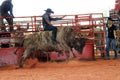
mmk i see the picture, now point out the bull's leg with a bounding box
[64,48,76,62]
[62,42,70,62]
[19,56,25,68]
[57,51,63,57]
[65,50,76,62]
[19,50,30,68]
[70,48,76,58]
[65,50,70,62]
[59,41,75,61]
[72,53,76,58]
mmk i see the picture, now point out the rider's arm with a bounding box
[44,14,52,26]
[50,15,65,21]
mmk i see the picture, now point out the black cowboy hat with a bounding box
[44,8,54,13]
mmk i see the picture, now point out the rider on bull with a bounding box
[42,8,65,44]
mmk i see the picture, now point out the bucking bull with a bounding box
[15,26,87,68]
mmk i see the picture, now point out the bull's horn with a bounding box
[75,36,79,39]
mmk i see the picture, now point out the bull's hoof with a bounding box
[57,53,63,57]
[19,64,23,68]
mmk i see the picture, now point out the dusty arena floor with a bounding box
[0,58,120,80]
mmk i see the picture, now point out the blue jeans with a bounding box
[44,25,57,41]
[106,38,118,58]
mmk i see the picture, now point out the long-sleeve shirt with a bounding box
[1,0,14,17]
[42,13,62,26]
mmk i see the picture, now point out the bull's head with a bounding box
[64,27,87,54]
[73,37,88,54]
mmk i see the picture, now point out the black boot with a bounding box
[52,40,59,44]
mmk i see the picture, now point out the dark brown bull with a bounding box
[18,26,87,68]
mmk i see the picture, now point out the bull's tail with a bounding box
[14,39,24,55]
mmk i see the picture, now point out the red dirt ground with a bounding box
[0,58,120,80]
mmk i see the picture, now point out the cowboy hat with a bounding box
[44,8,54,13]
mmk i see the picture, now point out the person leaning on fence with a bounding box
[42,8,65,44]
[106,17,118,60]
[0,0,14,32]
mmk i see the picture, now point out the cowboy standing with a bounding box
[106,17,118,60]
[0,0,14,32]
